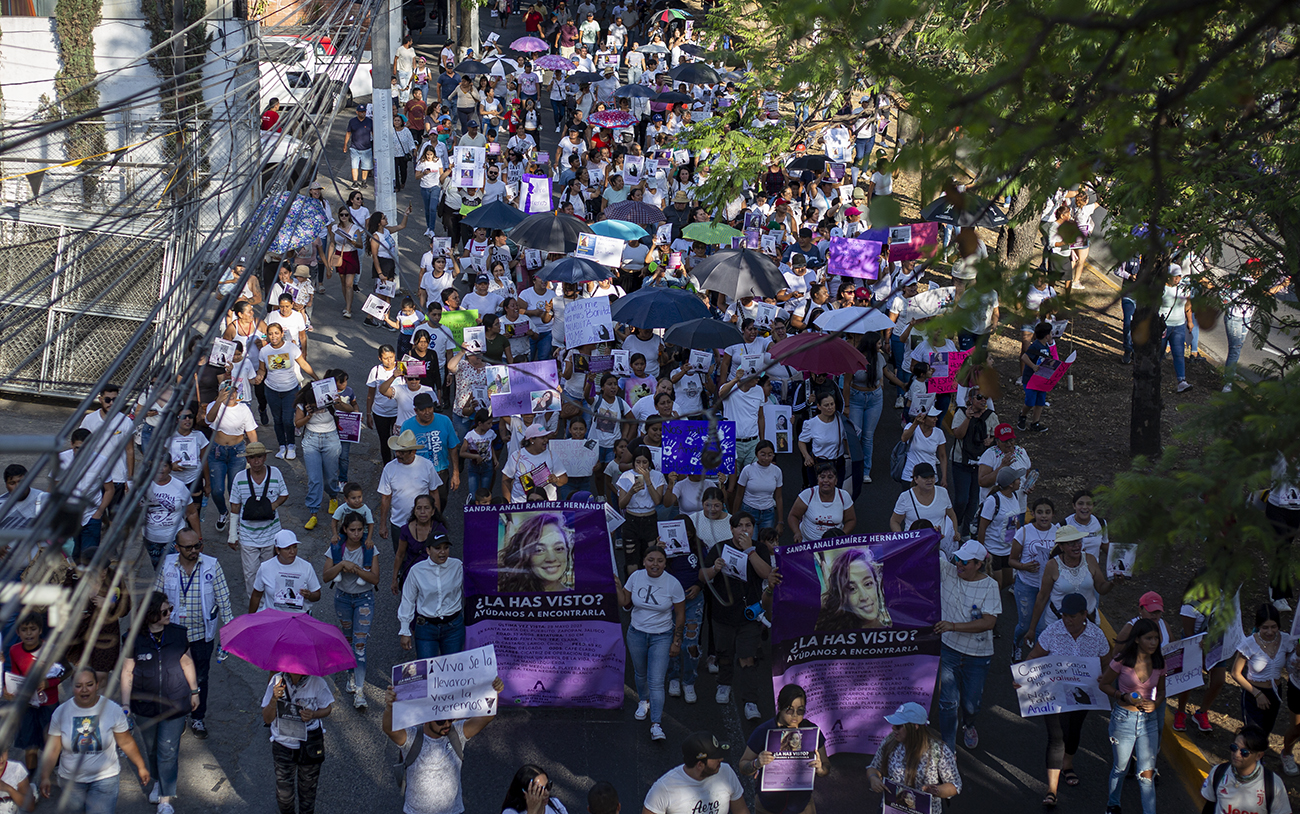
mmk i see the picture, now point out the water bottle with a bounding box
[970,604,982,621]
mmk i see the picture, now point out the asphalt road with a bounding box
[1,11,1190,812]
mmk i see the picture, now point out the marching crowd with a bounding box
[0,3,1296,814]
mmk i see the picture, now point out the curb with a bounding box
[1095,611,1211,804]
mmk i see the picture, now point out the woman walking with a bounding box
[293,383,341,531]
[615,547,684,741]
[1099,618,1166,814]
[255,323,316,460]
[324,512,381,710]
[867,702,962,812]
[328,207,364,318]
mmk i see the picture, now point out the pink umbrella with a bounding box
[535,54,577,72]
[588,110,639,128]
[768,332,869,375]
[221,610,356,676]
[510,36,549,53]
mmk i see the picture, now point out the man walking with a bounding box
[343,105,375,188]
[643,731,748,814]
[249,530,322,614]
[228,442,290,600]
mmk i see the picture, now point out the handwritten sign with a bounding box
[1011,655,1108,717]
[522,174,553,214]
[1027,351,1077,392]
[389,645,500,729]
[926,350,971,394]
[564,297,615,347]
[1163,633,1206,696]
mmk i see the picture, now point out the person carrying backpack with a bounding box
[1202,725,1290,814]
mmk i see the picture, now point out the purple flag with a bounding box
[772,531,941,755]
[828,237,883,280]
[463,502,624,708]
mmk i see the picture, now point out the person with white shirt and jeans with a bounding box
[249,530,322,614]
[615,546,685,742]
[398,535,465,658]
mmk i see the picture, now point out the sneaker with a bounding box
[1284,754,1300,776]
[1176,380,1193,393]
[635,700,650,720]
[1016,415,1027,431]
[1173,711,1187,731]
[894,396,904,409]
[343,310,352,319]
[1120,352,1133,365]
[863,472,872,484]
[683,685,697,703]
[190,718,208,739]
[286,445,297,460]
[650,723,666,741]
[1222,384,1232,392]
[354,692,367,709]
[346,675,357,694]
[215,513,228,532]
[274,445,286,458]
[715,685,731,704]
[1030,422,1048,433]
[744,702,760,720]
[707,655,719,674]
[1012,645,1022,662]
[962,724,979,749]
[668,679,681,697]
[149,783,160,804]
[329,498,339,514]
[1275,598,1292,613]
[1193,710,1212,732]
[304,515,318,530]
[157,803,175,814]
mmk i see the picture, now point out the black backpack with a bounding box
[242,471,275,522]
[1202,762,1276,814]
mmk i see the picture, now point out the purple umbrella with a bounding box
[535,54,577,72]
[588,110,639,128]
[605,199,666,225]
[510,36,549,53]
[221,610,356,676]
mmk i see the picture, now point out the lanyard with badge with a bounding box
[176,563,199,625]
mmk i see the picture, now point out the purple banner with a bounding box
[661,420,736,475]
[488,360,562,416]
[828,237,883,280]
[772,531,941,756]
[463,502,624,708]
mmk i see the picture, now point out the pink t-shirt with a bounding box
[1110,658,1165,701]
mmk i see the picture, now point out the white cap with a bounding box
[274,529,300,549]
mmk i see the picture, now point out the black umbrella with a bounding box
[461,200,527,231]
[679,44,705,56]
[785,153,829,174]
[508,212,594,253]
[535,256,613,283]
[654,91,693,104]
[689,248,784,299]
[454,60,491,75]
[919,194,1010,228]
[572,71,603,84]
[664,317,743,350]
[615,83,657,99]
[668,62,718,85]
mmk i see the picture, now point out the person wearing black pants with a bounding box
[262,672,331,814]
[1265,481,1300,608]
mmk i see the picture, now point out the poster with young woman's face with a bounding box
[813,546,892,631]
[495,510,579,593]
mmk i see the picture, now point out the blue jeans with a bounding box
[560,476,591,500]
[550,98,566,128]
[950,463,980,535]
[848,388,883,477]
[741,504,776,530]
[300,429,341,512]
[465,460,494,496]
[531,331,553,361]
[338,438,351,488]
[64,776,119,814]
[627,626,673,724]
[854,136,875,164]
[265,385,299,448]
[207,442,245,516]
[412,615,466,658]
[77,518,102,558]
[1162,322,1188,381]
[1224,312,1247,383]
[938,643,993,750]
[335,590,374,689]
[1012,577,1048,651]
[1107,703,1158,814]
[138,714,185,798]
[890,336,911,398]
[1188,312,1199,353]
[667,591,705,688]
[420,184,441,234]
[1121,296,1137,354]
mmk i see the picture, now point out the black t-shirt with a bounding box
[346,116,374,151]
[705,541,768,627]
[124,623,192,720]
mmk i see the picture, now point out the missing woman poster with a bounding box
[759,726,822,792]
[463,502,624,708]
[488,361,562,416]
[771,530,941,755]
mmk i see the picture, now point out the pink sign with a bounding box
[1027,351,1077,392]
[926,350,971,394]
[885,222,939,263]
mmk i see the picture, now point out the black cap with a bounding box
[912,462,936,479]
[1060,593,1088,616]
[681,731,727,764]
[413,392,435,409]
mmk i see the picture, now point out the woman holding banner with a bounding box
[616,446,667,577]
[1017,593,1110,807]
[866,702,961,813]
[738,684,828,814]
[614,546,684,742]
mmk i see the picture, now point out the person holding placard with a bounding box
[367,209,413,324]
[367,345,403,465]
[1099,619,1166,814]
[256,324,316,461]
[900,407,948,487]
[738,684,828,814]
[866,702,961,813]
[291,386,341,532]
[260,670,333,814]
[700,512,775,719]
[614,546,685,741]
[502,424,568,503]
[518,277,556,362]
[616,446,667,576]
[1018,593,1110,806]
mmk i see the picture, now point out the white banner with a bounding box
[1011,655,1108,717]
[1163,633,1207,696]
[548,438,600,479]
[762,404,793,454]
[574,233,626,268]
[390,645,500,729]
[563,297,615,347]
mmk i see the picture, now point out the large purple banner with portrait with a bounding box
[464,502,624,708]
[772,530,941,756]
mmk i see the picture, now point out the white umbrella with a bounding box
[486,56,520,76]
[814,306,896,335]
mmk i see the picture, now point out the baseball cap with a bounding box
[993,423,1016,441]
[356,104,367,112]
[912,462,936,479]
[524,423,550,440]
[925,406,944,418]
[413,392,436,410]
[845,206,861,217]
[1139,591,1163,612]
[681,731,726,763]
[467,119,479,128]
[1059,593,1088,616]
[274,529,300,549]
[954,540,987,562]
[883,702,928,726]
[996,467,1025,488]
[475,274,490,284]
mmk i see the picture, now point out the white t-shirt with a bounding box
[0,760,28,814]
[50,696,129,782]
[518,286,555,334]
[379,457,445,524]
[723,385,763,438]
[261,674,334,747]
[977,445,1032,511]
[144,477,192,543]
[403,721,468,814]
[260,342,302,392]
[266,309,308,345]
[798,415,843,460]
[77,410,132,483]
[796,487,852,541]
[1201,765,1291,814]
[892,487,952,531]
[624,568,686,634]
[253,556,322,613]
[392,384,437,426]
[168,431,209,486]
[979,490,1022,556]
[939,554,1001,657]
[1065,513,1107,560]
[1012,523,1058,589]
[589,397,629,447]
[420,267,455,304]
[644,764,745,814]
[622,334,663,378]
[617,469,667,514]
[902,425,944,482]
[368,364,402,418]
[210,402,257,437]
[737,462,783,511]
[502,448,566,502]
[462,290,503,316]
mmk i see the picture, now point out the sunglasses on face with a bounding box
[180,414,193,420]
[177,543,202,551]
[782,705,807,716]
[1228,744,1253,756]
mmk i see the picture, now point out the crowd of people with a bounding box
[0,2,1295,814]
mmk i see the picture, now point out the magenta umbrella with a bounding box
[535,54,577,72]
[510,36,549,53]
[588,110,639,128]
[767,332,868,375]
[221,610,355,676]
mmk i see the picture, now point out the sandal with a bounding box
[1063,769,1080,787]
[1042,793,1057,808]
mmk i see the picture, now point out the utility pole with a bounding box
[372,0,396,220]
[468,0,479,58]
